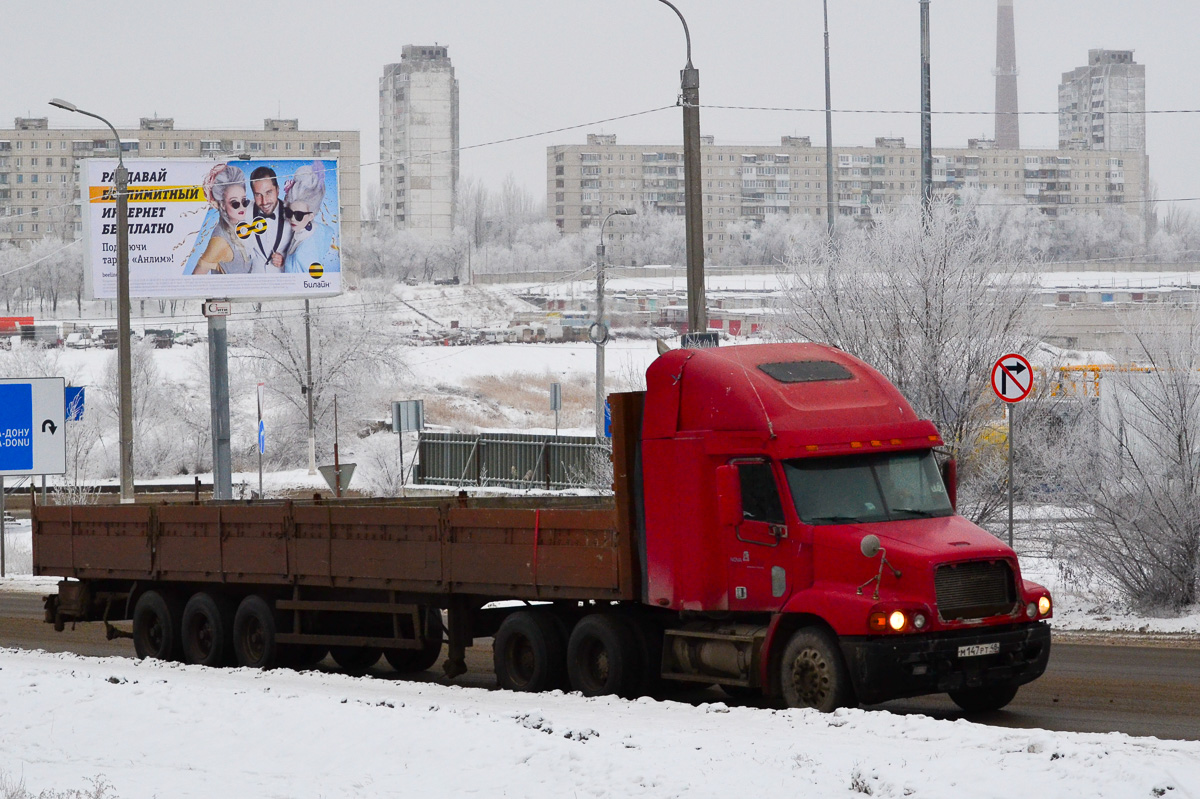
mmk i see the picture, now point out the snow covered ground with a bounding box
[0,646,1196,799]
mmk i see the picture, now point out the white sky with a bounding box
[7,1,1200,208]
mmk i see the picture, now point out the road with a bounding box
[3,589,1198,740]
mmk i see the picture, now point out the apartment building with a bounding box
[379,45,460,238]
[1059,49,1146,153]
[547,134,1147,262]
[0,116,360,248]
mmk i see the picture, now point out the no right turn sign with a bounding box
[991,354,1033,403]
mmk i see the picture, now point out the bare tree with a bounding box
[1053,311,1200,609]
[236,300,406,469]
[777,196,1044,525]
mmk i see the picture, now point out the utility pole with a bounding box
[823,0,836,235]
[656,0,707,336]
[920,0,933,220]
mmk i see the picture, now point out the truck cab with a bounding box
[640,342,1051,711]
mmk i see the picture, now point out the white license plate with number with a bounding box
[957,642,1000,658]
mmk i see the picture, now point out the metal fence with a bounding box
[416,432,611,490]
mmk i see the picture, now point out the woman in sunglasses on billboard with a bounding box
[282,161,338,276]
[193,163,255,274]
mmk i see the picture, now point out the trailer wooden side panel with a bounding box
[33,499,636,602]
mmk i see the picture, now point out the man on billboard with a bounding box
[249,166,292,273]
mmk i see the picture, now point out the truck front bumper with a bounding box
[839,622,1051,705]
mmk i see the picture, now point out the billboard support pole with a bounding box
[207,307,232,501]
[1,476,6,578]
[305,300,316,475]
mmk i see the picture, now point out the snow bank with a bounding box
[0,648,1194,798]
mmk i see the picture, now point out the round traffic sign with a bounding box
[991,353,1033,403]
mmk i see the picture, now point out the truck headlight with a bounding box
[1038,595,1052,616]
[1026,601,1038,619]
[912,613,927,630]
[888,610,906,631]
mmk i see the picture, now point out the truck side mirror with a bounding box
[939,458,958,511]
[860,534,881,558]
[715,465,742,528]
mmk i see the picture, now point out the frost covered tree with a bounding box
[777,197,1044,525]
[236,300,406,470]
[1052,313,1200,609]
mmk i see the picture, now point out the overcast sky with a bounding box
[9,1,1200,209]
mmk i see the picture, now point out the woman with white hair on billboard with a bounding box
[282,161,338,276]
[194,163,254,274]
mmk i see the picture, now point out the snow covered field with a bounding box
[0,646,1196,799]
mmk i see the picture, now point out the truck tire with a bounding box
[949,684,1019,714]
[566,613,641,698]
[778,628,854,712]
[330,647,382,673]
[494,610,567,692]
[384,608,444,674]
[181,592,235,667]
[233,595,281,669]
[132,590,184,662]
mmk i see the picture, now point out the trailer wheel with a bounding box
[132,590,184,662]
[233,595,280,669]
[949,684,1019,714]
[566,613,640,698]
[384,608,444,674]
[181,592,235,667]
[493,610,567,692]
[330,647,382,674]
[777,628,853,713]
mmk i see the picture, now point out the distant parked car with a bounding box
[174,330,202,346]
[145,329,174,349]
[65,332,90,349]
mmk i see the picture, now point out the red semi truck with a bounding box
[35,342,1051,712]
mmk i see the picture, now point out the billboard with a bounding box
[81,158,342,300]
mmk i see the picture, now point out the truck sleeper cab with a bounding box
[638,343,1051,712]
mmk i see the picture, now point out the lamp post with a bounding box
[50,99,135,504]
[592,208,636,440]
[654,0,706,337]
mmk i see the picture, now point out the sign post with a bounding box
[991,353,1033,548]
[391,400,424,493]
[550,383,561,437]
[256,382,265,499]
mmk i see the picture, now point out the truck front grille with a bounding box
[935,560,1017,621]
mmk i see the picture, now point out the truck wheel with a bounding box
[132,590,184,662]
[567,613,640,698]
[330,647,382,673]
[949,685,1019,714]
[778,628,853,712]
[494,610,567,692]
[181,592,235,667]
[233,595,280,669]
[385,608,444,674]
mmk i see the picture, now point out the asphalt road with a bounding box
[2,589,1198,740]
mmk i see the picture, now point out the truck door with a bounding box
[723,459,795,612]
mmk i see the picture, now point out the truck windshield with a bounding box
[783,450,953,525]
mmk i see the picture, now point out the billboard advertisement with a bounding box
[81,158,341,300]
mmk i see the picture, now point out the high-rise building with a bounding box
[548,134,1147,263]
[1059,49,1146,152]
[0,116,360,248]
[379,45,460,238]
[993,0,1020,149]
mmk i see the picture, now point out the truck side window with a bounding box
[738,462,785,524]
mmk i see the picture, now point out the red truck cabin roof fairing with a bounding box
[643,343,942,454]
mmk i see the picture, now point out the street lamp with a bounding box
[51,99,135,504]
[654,0,706,337]
[592,208,636,440]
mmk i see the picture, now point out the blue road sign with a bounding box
[0,384,34,471]
[258,420,266,454]
[65,387,85,421]
[603,400,612,439]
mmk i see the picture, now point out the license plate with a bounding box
[957,642,1000,658]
